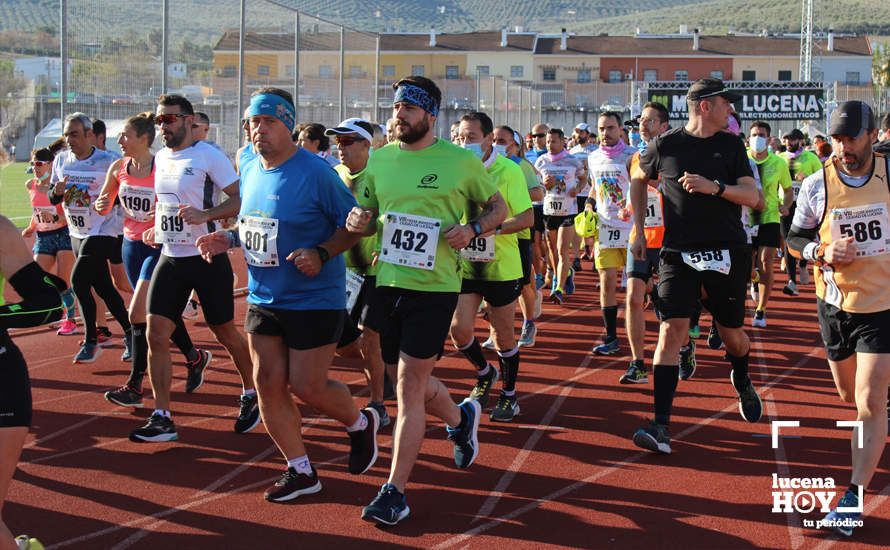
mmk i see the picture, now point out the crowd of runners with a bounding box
[1,75,889,547]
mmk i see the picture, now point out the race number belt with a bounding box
[380,212,440,270]
[119,185,155,222]
[238,215,279,267]
[154,202,193,245]
[681,249,731,274]
[461,235,495,262]
[828,202,890,258]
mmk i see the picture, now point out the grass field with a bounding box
[0,162,35,227]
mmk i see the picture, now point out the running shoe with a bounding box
[572,256,582,272]
[707,325,723,350]
[104,384,144,408]
[480,336,496,350]
[550,289,565,305]
[96,327,113,347]
[534,273,544,290]
[185,349,212,393]
[632,420,671,454]
[182,299,199,320]
[752,309,767,328]
[129,413,178,443]
[14,535,45,550]
[367,401,391,428]
[348,407,379,474]
[731,370,763,423]
[749,282,760,305]
[56,319,78,336]
[619,360,648,384]
[490,393,520,422]
[469,365,499,408]
[782,280,799,296]
[121,333,133,362]
[264,466,322,503]
[679,340,697,381]
[533,288,543,319]
[564,268,576,295]
[821,488,861,537]
[446,398,481,469]
[361,483,410,526]
[73,341,102,364]
[234,393,261,434]
[593,336,619,356]
[518,321,537,348]
[688,325,701,339]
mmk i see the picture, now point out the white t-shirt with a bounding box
[534,152,584,217]
[51,147,118,238]
[154,141,239,257]
[569,143,597,196]
[588,147,635,231]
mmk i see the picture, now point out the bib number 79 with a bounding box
[390,228,428,253]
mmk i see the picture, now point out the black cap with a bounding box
[828,100,875,138]
[782,128,805,141]
[686,78,741,102]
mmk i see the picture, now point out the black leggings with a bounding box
[779,208,807,283]
[71,236,131,343]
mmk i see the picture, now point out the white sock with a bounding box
[476,364,491,377]
[153,408,171,418]
[286,455,313,475]
[242,388,257,397]
[345,410,368,432]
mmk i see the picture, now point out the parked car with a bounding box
[112,95,134,104]
[204,94,223,106]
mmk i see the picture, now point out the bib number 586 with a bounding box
[839,221,882,243]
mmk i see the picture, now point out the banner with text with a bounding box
[647,82,825,121]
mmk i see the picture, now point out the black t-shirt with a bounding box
[639,127,754,251]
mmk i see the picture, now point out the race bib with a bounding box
[791,181,801,200]
[33,206,61,229]
[239,215,279,267]
[598,225,629,249]
[644,192,663,228]
[64,206,92,236]
[682,249,731,274]
[380,212,440,270]
[828,202,890,258]
[345,269,364,313]
[154,202,193,245]
[119,185,155,222]
[461,235,495,262]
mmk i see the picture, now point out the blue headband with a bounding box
[393,84,439,117]
[246,93,296,132]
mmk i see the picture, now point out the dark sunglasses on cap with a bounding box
[30,160,50,167]
[334,135,365,147]
[155,113,188,126]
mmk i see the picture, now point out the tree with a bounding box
[874,44,890,87]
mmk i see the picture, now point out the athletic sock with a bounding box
[127,323,149,389]
[242,388,257,398]
[728,352,751,392]
[653,364,680,426]
[287,455,313,476]
[345,411,369,432]
[497,346,520,393]
[458,338,488,370]
[603,306,618,339]
[848,483,861,497]
[153,408,171,418]
[61,288,76,319]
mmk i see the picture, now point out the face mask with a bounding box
[38,170,51,182]
[462,142,484,159]
[637,139,648,154]
[492,144,507,157]
[749,136,768,154]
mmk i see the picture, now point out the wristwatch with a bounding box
[315,246,330,263]
[471,221,483,237]
[712,179,726,197]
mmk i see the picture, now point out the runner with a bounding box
[569,122,597,271]
[128,94,256,442]
[92,112,212,408]
[0,214,66,550]
[296,123,339,167]
[21,141,78,336]
[197,88,379,502]
[450,112,533,422]
[48,113,132,363]
[629,78,763,454]
[873,112,890,154]
[746,121,793,324]
[786,101,889,538]
[346,76,507,525]
[525,123,549,163]
[621,102,669,383]
[535,128,585,304]
[780,128,822,294]
[588,111,636,354]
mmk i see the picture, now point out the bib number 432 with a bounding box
[389,228,428,253]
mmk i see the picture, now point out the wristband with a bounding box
[471,221,483,237]
[227,229,240,248]
[315,245,330,263]
[802,242,819,262]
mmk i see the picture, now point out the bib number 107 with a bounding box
[390,228,428,253]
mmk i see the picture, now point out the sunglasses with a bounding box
[30,160,50,167]
[334,135,365,147]
[531,133,546,138]
[155,113,188,126]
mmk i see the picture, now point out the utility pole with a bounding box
[799,0,813,80]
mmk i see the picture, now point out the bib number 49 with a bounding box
[390,228,428,253]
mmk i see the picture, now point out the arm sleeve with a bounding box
[791,171,824,230]
[0,262,66,329]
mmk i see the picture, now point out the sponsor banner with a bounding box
[647,82,824,121]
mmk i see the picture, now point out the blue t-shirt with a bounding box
[239,148,357,310]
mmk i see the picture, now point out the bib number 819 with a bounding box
[160,215,184,233]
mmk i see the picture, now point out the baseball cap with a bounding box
[828,100,875,138]
[324,118,374,142]
[574,122,590,132]
[686,77,741,102]
[782,128,805,141]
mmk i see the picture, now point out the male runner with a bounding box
[780,128,822,292]
[569,122,597,270]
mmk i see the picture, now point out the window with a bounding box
[543,67,556,81]
[445,65,459,79]
[285,65,295,77]
[577,69,591,83]
[710,70,723,79]
[608,70,622,83]
[742,70,756,81]
[510,65,524,78]
[319,65,333,78]
[382,65,395,78]
[845,71,860,85]
[349,65,363,78]
[411,64,425,77]
[674,70,688,81]
[643,69,658,82]
[476,65,490,76]
[257,65,270,76]
[778,70,792,81]
[222,65,235,77]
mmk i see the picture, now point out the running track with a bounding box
[5,252,889,549]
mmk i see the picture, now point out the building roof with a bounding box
[214,30,536,52]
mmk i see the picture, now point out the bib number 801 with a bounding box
[390,228,428,253]
[687,249,724,263]
[242,230,269,252]
[839,221,882,243]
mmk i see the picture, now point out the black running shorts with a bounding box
[246,305,344,351]
[460,278,523,308]
[373,287,459,365]
[817,299,890,361]
[0,334,31,428]
[147,254,234,326]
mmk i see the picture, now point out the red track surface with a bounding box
[5,255,889,549]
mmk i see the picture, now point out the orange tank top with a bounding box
[629,152,665,248]
[28,179,66,232]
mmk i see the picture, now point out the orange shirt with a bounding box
[629,152,665,249]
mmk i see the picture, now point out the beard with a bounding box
[396,116,430,144]
[787,142,800,153]
[163,125,186,148]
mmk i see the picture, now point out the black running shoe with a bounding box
[468,365,499,408]
[361,483,410,526]
[731,370,763,423]
[707,325,723,350]
[619,360,648,384]
[185,349,212,393]
[446,399,481,469]
[129,413,178,443]
[264,466,322,502]
[367,401,391,428]
[490,393,520,422]
[679,340,697,381]
[105,384,143,408]
[348,408,379,475]
[234,393,261,434]
[632,420,671,454]
[572,256,582,272]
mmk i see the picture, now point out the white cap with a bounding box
[574,122,590,132]
[324,118,374,142]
